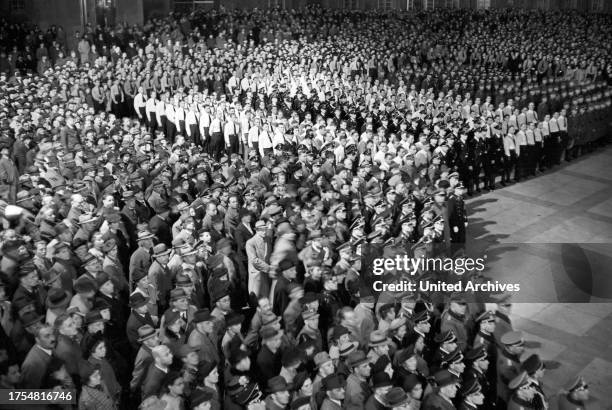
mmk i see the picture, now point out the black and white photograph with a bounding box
[0,0,611,409]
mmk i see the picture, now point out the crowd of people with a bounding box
[0,5,609,410]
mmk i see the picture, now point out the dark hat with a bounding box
[460,378,482,398]
[370,355,391,375]
[132,267,148,284]
[371,371,393,389]
[347,350,370,369]
[434,330,457,344]
[20,310,43,327]
[440,348,464,367]
[566,376,588,393]
[85,310,104,326]
[226,312,244,328]
[45,288,71,309]
[322,374,345,391]
[413,310,430,324]
[290,396,311,409]
[465,346,488,363]
[129,293,148,309]
[433,369,460,387]
[521,354,545,375]
[331,325,350,341]
[385,386,412,407]
[267,376,290,393]
[192,309,212,323]
[398,345,417,363]
[190,389,213,407]
[74,275,97,294]
[314,351,332,368]
[163,310,181,326]
[282,347,303,367]
[79,362,100,382]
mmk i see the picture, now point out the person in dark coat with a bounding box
[271,259,297,317]
[126,293,156,352]
[254,327,283,386]
[21,324,56,388]
[141,344,173,399]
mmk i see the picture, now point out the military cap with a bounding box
[508,371,531,391]
[566,376,588,392]
[433,369,460,387]
[441,348,464,366]
[460,379,482,397]
[475,310,495,323]
[434,330,457,344]
[500,330,524,346]
[465,346,488,363]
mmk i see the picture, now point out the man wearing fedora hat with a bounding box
[365,372,393,410]
[344,350,372,410]
[130,324,160,399]
[264,375,291,410]
[45,287,71,325]
[186,308,220,367]
[385,386,416,410]
[297,310,323,353]
[129,230,155,289]
[367,330,391,364]
[320,374,346,410]
[148,243,172,311]
[126,292,157,351]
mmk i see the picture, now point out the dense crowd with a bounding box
[0,5,609,410]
